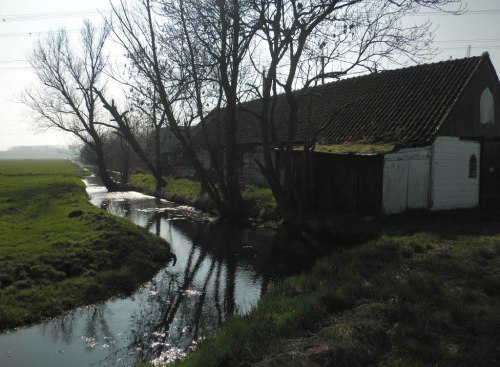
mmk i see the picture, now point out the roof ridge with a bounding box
[377,53,484,74]
[315,53,485,90]
[233,54,486,109]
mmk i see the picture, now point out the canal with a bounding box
[0,176,313,366]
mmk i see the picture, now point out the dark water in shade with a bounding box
[0,176,313,366]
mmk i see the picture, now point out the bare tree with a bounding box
[104,0,257,219]
[22,21,119,191]
[92,52,170,192]
[248,0,463,224]
[93,88,168,192]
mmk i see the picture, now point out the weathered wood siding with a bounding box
[480,140,500,205]
[432,136,480,210]
[383,147,431,214]
[292,152,384,214]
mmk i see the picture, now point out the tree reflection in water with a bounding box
[79,199,267,366]
[128,212,243,364]
[27,195,316,367]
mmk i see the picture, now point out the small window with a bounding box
[480,87,495,124]
[469,155,477,178]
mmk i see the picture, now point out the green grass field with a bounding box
[0,160,170,331]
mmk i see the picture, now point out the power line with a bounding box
[433,38,500,44]
[0,26,499,46]
[2,52,500,70]
[0,67,33,70]
[0,59,26,63]
[0,6,497,28]
[1,7,498,20]
[0,29,83,38]
[440,46,500,50]
[0,9,110,22]
[0,56,123,64]
[410,9,500,16]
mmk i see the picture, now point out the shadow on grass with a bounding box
[306,206,500,252]
[168,206,500,367]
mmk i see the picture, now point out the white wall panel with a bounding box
[383,159,409,214]
[407,158,431,209]
[431,136,480,210]
[383,147,431,214]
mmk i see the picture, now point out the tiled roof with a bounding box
[200,53,489,148]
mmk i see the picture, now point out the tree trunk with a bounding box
[153,125,165,194]
[94,139,119,192]
[222,104,245,221]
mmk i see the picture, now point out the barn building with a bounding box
[196,52,500,215]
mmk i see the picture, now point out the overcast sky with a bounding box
[0,0,499,151]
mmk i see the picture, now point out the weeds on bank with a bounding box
[130,174,204,198]
[0,160,170,331]
[170,229,500,367]
[129,173,277,218]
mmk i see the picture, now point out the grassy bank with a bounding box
[0,160,170,331]
[129,173,277,219]
[168,209,500,367]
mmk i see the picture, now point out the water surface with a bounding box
[0,177,310,366]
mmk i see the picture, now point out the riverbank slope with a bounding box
[170,208,500,366]
[128,173,277,220]
[0,160,171,331]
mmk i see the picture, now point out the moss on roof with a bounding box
[294,143,395,155]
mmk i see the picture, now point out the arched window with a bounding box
[469,155,477,178]
[480,87,494,124]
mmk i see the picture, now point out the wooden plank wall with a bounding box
[291,152,384,214]
[480,140,500,205]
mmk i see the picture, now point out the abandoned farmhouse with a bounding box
[166,52,500,215]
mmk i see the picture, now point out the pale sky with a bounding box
[0,0,499,151]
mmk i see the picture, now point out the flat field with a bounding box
[0,160,170,331]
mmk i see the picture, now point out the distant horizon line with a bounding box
[0,144,70,152]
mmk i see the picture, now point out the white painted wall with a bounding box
[431,136,480,210]
[383,147,431,214]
